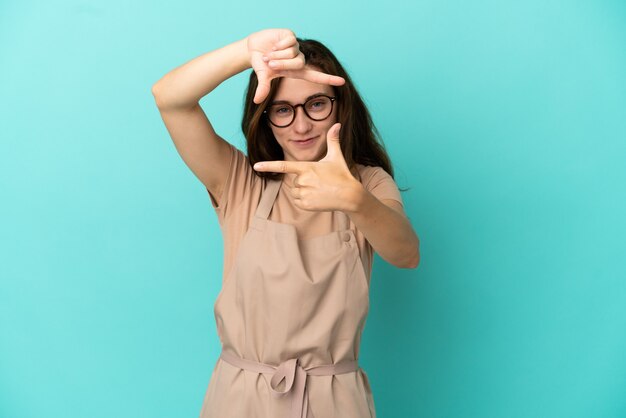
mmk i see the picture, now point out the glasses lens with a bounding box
[304,96,332,120]
[267,104,294,127]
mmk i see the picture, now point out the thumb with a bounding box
[322,123,345,163]
[254,73,271,104]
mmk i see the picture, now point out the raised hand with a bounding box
[247,29,346,104]
[253,123,362,212]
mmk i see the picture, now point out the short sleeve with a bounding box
[358,165,404,207]
[206,142,260,225]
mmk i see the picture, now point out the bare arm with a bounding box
[151,37,250,203]
[347,190,420,269]
[152,37,249,109]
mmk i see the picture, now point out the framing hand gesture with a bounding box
[247,29,346,104]
[253,123,360,212]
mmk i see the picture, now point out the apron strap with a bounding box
[340,209,356,232]
[255,178,282,220]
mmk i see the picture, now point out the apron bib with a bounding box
[207,177,375,418]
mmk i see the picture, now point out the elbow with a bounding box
[151,84,165,107]
[403,233,421,270]
[394,246,420,269]
[151,82,161,98]
[405,241,420,269]
[406,251,420,269]
[151,81,172,108]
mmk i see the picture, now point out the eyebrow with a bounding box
[270,92,327,105]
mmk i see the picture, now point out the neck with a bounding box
[283,172,297,187]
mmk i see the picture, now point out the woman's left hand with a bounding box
[253,123,362,212]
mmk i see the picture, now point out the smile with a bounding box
[291,136,317,147]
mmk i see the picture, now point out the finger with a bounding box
[323,123,344,162]
[265,46,299,61]
[283,68,346,86]
[254,72,272,104]
[273,32,298,51]
[253,160,308,174]
[294,197,316,212]
[268,53,305,71]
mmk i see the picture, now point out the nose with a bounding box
[292,105,313,134]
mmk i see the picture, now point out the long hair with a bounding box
[241,38,395,183]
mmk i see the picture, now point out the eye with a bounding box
[272,105,293,115]
[306,98,329,112]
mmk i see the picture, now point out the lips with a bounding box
[289,136,318,149]
[292,136,317,142]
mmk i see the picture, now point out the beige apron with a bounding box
[205,177,375,418]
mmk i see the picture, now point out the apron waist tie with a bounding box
[219,350,359,418]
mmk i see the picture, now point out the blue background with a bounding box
[1,1,625,417]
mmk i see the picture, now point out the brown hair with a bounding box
[241,38,395,183]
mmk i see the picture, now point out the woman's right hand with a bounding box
[247,29,346,104]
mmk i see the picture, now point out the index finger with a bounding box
[283,68,346,86]
[253,160,309,174]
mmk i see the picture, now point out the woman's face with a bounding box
[268,76,337,162]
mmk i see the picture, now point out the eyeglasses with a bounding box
[263,94,336,128]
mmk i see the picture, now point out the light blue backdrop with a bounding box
[1,1,625,417]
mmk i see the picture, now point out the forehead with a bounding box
[273,77,334,103]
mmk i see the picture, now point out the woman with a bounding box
[152,28,419,418]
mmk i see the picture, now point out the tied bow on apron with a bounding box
[220,350,359,418]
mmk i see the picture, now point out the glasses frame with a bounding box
[263,94,337,128]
